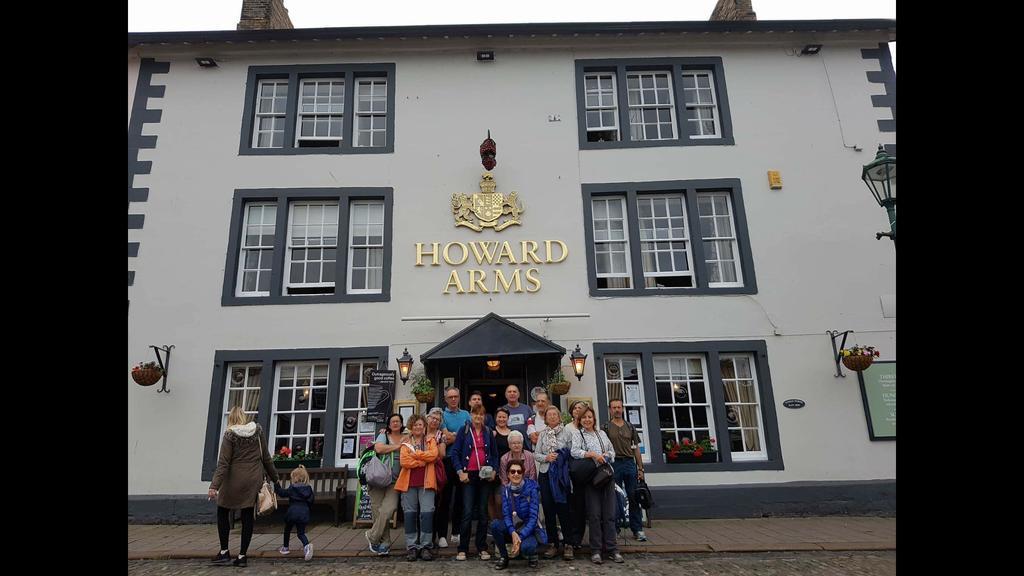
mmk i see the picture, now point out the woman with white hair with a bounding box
[499,430,537,485]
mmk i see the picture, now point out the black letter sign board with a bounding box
[366,370,397,424]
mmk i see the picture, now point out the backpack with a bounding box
[613,482,630,531]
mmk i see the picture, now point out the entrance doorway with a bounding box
[465,380,520,415]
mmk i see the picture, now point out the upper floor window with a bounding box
[584,73,619,142]
[627,72,676,141]
[239,64,395,155]
[575,58,734,150]
[253,80,288,149]
[295,79,345,148]
[222,188,393,306]
[582,179,756,297]
[682,71,721,138]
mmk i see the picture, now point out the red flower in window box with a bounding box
[664,437,718,463]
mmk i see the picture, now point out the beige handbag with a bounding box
[255,433,278,516]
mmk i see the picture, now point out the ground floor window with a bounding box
[271,361,329,457]
[202,347,389,481]
[592,341,782,472]
[337,359,381,461]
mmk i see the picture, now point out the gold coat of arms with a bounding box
[452,172,524,232]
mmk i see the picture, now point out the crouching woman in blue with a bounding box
[274,465,315,561]
[491,460,545,570]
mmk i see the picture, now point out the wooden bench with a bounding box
[274,466,349,526]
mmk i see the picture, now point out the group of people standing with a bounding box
[207,385,648,570]
[363,385,647,568]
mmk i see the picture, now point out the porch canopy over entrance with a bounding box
[420,313,566,411]
[420,312,566,361]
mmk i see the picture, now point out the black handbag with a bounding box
[591,462,614,488]
[570,429,615,488]
[569,456,597,485]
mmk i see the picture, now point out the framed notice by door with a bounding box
[857,360,896,440]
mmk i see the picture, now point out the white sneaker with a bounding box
[437,537,449,548]
[451,534,460,546]
[278,546,290,555]
[303,543,313,561]
[479,551,491,561]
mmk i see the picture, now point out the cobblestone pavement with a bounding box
[128,551,896,576]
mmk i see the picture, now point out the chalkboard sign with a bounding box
[352,483,374,527]
[366,370,397,424]
[857,361,896,440]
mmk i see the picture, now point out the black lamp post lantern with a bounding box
[397,348,414,383]
[862,145,896,247]
[570,344,587,381]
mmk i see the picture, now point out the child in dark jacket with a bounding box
[275,465,316,560]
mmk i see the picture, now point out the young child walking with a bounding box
[274,465,315,560]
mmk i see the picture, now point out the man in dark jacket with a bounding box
[274,466,316,561]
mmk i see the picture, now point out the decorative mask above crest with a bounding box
[451,131,524,232]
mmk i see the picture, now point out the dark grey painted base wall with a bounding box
[128,480,895,524]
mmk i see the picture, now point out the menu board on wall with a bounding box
[857,361,896,440]
[366,370,397,424]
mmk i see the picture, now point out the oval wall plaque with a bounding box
[783,399,806,409]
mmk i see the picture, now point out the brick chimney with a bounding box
[709,0,757,21]
[237,0,294,30]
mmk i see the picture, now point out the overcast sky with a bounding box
[128,0,895,66]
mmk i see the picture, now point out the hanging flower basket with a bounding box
[546,367,571,396]
[131,362,164,386]
[410,368,434,404]
[840,345,880,372]
[842,354,874,372]
[549,381,571,396]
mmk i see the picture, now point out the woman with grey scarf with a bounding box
[532,406,577,560]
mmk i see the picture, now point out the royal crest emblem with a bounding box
[451,172,523,232]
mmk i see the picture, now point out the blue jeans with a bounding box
[612,459,643,534]
[459,471,494,552]
[490,520,538,559]
[401,487,435,550]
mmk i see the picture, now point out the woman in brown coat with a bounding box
[208,407,279,567]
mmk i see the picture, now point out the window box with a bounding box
[274,458,322,470]
[665,451,718,464]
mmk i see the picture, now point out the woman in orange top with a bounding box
[395,414,439,562]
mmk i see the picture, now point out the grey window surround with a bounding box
[221,188,393,306]
[582,179,757,297]
[238,63,396,155]
[576,57,735,150]
[593,341,783,473]
[201,347,389,481]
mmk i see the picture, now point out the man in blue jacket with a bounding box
[490,459,544,569]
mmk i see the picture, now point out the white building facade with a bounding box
[128,18,896,521]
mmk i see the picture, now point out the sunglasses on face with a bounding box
[508,469,523,476]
